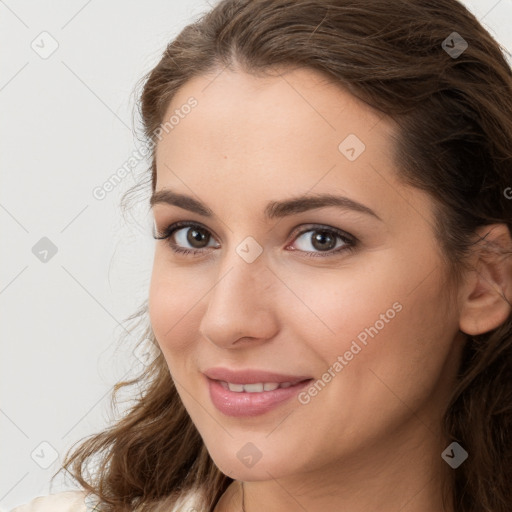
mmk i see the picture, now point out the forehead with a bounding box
[152,66,436,234]
[159,66,392,155]
[155,67,395,181]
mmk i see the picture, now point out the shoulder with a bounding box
[9,491,95,512]
[159,488,203,512]
[173,489,202,510]
[10,488,202,512]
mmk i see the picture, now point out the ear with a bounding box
[459,223,512,336]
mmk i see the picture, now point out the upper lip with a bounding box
[203,367,313,385]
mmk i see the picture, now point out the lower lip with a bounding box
[206,377,312,417]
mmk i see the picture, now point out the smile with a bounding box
[219,381,300,392]
[204,371,313,417]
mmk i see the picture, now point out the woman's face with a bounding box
[149,67,465,482]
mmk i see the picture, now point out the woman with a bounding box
[12,0,512,510]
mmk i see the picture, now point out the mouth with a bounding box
[203,367,313,417]
[217,379,307,392]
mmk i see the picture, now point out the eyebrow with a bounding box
[150,189,382,221]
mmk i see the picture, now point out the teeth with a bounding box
[243,383,264,393]
[224,381,294,393]
[226,383,244,392]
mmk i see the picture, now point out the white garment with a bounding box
[9,489,201,512]
[9,491,88,512]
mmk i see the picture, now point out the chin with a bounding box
[206,443,297,481]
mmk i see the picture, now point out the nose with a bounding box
[198,251,279,349]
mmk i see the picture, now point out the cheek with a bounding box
[293,264,401,352]
[148,255,203,359]
[333,270,457,415]
[310,249,457,403]
[292,275,457,463]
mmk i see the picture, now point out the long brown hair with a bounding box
[59,1,512,510]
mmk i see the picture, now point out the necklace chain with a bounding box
[241,481,246,512]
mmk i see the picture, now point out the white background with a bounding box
[1,0,511,509]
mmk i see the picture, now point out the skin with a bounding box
[148,66,512,512]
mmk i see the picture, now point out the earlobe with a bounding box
[458,224,512,336]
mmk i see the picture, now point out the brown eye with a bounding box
[290,226,357,258]
[310,230,338,251]
[153,222,219,255]
[183,226,211,248]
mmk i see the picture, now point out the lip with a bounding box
[203,367,313,417]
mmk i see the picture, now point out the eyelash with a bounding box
[152,221,358,259]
